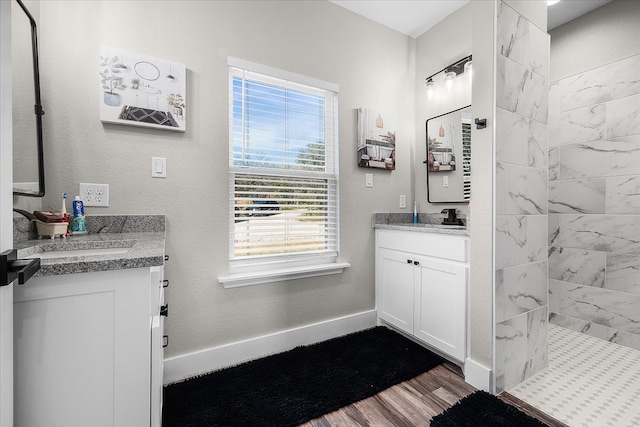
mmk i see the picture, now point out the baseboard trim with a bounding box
[464,357,492,392]
[163,309,377,385]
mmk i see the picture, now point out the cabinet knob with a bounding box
[407,259,412,264]
[413,260,420,266]
[160,304,169,317]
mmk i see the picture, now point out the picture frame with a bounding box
[99,45,186,132]
[357,108,396,170]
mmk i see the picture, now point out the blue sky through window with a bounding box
[232,76,326,170]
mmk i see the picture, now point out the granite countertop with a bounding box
[13,215,165,276]
[372,212,469,237]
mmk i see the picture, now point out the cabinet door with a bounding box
[13,268,151,427]
[414,257,467,361]
[376,248,415,334]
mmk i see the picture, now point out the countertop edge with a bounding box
[17,231,165,276]
[373,223,469,236]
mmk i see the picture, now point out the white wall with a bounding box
[1,2,16,423]
[550,0,640,81]
[33,1,415,359]
[415,2,497,378]
[469,0,496,374]
[415,3,473,211]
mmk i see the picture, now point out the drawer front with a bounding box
[376,229,468,262]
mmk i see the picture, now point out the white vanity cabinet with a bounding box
[13,266,165,427]
[375,228,468,361]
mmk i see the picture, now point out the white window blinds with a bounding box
[228,60,339,273]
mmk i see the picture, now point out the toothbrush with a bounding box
[61,193,68,221]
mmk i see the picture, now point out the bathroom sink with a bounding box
[26,247,131,259]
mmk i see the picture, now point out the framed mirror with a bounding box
[426,105,471,203]
[12,0,45,197]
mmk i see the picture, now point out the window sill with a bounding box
[218,262,351,288]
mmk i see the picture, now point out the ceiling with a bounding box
[329,0,612,38]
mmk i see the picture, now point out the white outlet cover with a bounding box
[79,183,109,207]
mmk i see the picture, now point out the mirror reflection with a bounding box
[12,0,45,197]
[426,105,471,203]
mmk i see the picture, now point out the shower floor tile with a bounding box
[508,324,640,427]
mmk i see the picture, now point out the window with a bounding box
[220,58,347,287]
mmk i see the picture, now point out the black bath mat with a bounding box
[430,390,547,427]
[162,326,443,426]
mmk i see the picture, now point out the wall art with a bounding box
[99,45,186,132]
[357,108,396,170]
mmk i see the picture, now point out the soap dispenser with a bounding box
[413,202,418,224]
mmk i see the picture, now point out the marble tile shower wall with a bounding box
[494,1,550,393]
[548,52,640,352]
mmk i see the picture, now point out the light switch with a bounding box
[152,157,167,178]
[365,173,373,188]
[443,175,449,188]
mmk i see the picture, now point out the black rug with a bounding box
[162,326,443,426]
[430,390,547,427]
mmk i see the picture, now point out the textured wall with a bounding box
[467,0,496,372]
[415,3,473,211]
[550,0,640,82]
[494,0,550,393]
[34,0,415,359]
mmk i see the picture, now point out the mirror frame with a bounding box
[425,105,471,204]
[13,0,45,197]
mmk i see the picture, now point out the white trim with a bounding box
[218,262,350,288]
[464,357,492,392]
[163,309,376,385]
[0,2,14,425]
[227,56,339,93]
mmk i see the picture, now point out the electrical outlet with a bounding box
[79,183,109,207]
[399,195,406,208]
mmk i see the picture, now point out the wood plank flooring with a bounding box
[301,362,568,427]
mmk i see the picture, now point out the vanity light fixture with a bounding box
[424,55,472,95]
[444,67,457,81]
[425,77,435,99]
[464,60,472,79]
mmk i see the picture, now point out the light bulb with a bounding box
[464,60,472,79]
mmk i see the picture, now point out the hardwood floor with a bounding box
[301,362,568,427]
